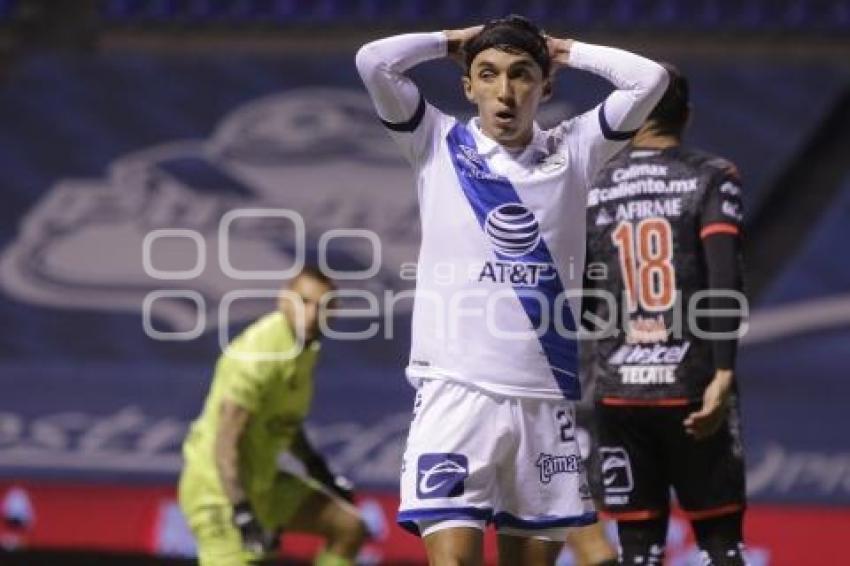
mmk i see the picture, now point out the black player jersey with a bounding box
[584,146,743,402]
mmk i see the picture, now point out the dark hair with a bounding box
[647,63,690,137]
[464,15,551,78]
[293,265,336,290]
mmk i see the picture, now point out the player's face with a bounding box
[463,47,550,148]
[278,275,335,344]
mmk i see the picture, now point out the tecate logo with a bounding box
[484,203,541,258]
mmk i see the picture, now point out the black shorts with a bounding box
[593,397,746,522]
[574,402,605,505]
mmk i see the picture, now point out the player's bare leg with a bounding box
[286,489,367,565]
[566,522,618,565]
[423,527,483,566]
[497,533,562,566]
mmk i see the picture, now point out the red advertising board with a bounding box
[0,481,845,565]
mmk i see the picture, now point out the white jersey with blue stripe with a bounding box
[356,33,668,400]
[400,107,600,399]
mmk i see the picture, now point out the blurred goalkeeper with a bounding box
[178,267,367,566]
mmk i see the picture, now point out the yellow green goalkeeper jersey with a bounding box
[181,311,320,506]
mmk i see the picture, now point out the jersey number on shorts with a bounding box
[556,409,574,443]
[611,218,676,313]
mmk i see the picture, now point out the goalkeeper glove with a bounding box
[232,501,271,555]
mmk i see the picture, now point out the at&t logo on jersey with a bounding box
[535,453,580,484]
[477,260,555,287]
[416,453,468,499]
[484,203,541,258]
[478,203,555,288]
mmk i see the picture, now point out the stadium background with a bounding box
[0,1,848,564]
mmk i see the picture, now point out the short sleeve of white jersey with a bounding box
[384,101,450,170]
[557,107,615,190]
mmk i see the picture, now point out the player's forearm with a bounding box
[568,41,669,134]
[291,430,354,501]
[713,368,734,388]
[355,32,445,123]
[290,428,321,467]
[356,32,446,77]
[703,233,743,370]
[291,433,331,481]
[214,400,252,505]
[215,437,247,504]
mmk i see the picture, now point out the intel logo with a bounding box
[484,203,541,258]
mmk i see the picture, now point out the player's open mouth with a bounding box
[495,110,515,123]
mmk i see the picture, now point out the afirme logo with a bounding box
[416,453,468,499]
[535,453,580,484]
[484,203,541,258]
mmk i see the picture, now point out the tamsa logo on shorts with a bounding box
[535,453,580,484]
[416,453,468,499]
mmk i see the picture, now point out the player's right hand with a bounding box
[683,369,733,439]
[232,501,269,555]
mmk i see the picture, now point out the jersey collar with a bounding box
[467,118,547,163]
[275,311,322,355]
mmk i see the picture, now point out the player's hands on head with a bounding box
[444,25,484,67]
[683,369,734,440]
[232,501,272,555]
[545,36,574,73]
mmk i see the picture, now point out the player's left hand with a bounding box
[545,36,574,72]
[232,501,272,556]
[683,370,733,439]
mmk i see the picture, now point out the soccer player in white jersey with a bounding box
[356,15,668,565]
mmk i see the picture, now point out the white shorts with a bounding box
[398,378,596,540]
